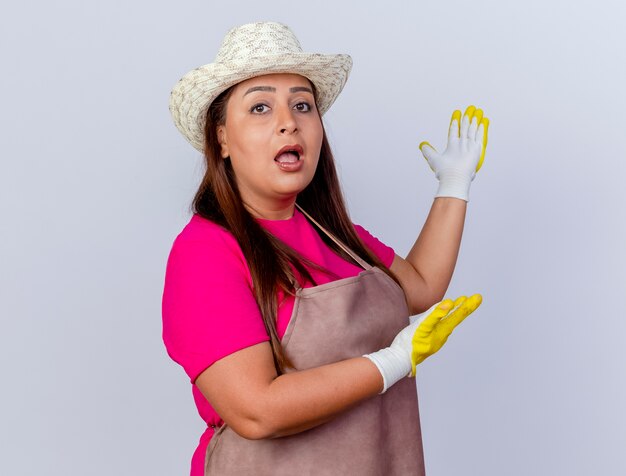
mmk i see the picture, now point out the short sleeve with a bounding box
[353,223,396,268]
[161,219,269,383]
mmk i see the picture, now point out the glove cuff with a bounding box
[435,169,474,202]
[364,347,411,394]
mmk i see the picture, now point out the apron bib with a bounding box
[205,208,426,475]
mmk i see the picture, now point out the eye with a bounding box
[250,103,269,114]
[294,102,312,112]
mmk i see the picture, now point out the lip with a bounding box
[274,144,304,159]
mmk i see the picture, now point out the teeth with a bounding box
[275,152,300,163]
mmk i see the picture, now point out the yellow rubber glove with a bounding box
[365,294,482,392]
[410,294,483,376]
[419,105,490,201]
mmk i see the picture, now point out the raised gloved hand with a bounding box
[419,106,490,201]
[364,294,482,393]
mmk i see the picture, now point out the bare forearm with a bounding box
[257,357,383,438]
[405,197,467,304]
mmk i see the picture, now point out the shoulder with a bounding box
[174,214,239,250]
[168,214,249,273]
[352,222,395,268]
[162,215,267,381]
[163,215,253,303]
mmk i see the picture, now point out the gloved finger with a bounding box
[448,110,461,140]
[461,106,475,140]
[410,299,454,375]
[476,118,488,145]
[468,108,482,141]
[472,109,484,135]
[444,296,468,317]
[439,296,467,326]
[419,141,439,172]
[415,298,454,335]
[435,298,454,314]
[475,117,490,172]
[440,294,482,332]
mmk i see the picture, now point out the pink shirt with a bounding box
[162,209,395,476]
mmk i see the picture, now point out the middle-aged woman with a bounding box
[163,21,489,476]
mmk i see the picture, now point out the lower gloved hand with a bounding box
[364,294,482,393]
[419,106,490,202]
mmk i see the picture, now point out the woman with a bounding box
[163,21,488,476]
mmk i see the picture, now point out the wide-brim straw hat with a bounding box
[169,21,353,152]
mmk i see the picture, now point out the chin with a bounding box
[273,177,314,196]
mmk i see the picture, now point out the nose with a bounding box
[276,104,298,135]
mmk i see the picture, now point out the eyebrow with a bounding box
[243,86,314,96]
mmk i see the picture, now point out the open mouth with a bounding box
[274,143,304,164]
[274,149,301,164]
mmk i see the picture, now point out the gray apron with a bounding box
[205,208,426,475]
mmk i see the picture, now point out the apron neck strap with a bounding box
[295,203,372,271]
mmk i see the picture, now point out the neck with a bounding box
[243,198,296,220]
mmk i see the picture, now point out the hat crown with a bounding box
[216,22,304,63]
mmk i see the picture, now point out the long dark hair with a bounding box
[193,85,399,373]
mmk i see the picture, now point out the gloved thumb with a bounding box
[419,141,439,171]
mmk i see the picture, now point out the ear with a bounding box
[216,125,229,159]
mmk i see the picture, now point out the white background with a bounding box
[1,1,625,475]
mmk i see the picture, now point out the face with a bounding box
[216,73,323,217]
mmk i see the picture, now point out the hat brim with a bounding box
[170,52,352,152]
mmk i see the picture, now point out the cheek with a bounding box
[306,118,323,150]
[232,127,271,158]
[312,130,324,160]
[308,146,322,179]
